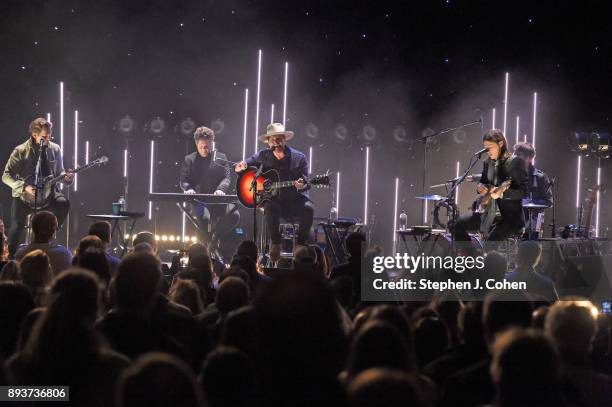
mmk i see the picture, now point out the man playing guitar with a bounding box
[180,126,239,250]
[453,129,528,243]
[2,118,74,257]
[234,123,314,262]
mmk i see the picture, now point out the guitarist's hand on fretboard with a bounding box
[63,171,75,184]
[477,184,489,195]
[294,178,307,190]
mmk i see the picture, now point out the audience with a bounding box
[0,224,610,407]
[14,211,72,274]
[88,221,121,272]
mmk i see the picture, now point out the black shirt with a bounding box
[179,152,231,194]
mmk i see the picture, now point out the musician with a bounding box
[235,123,314,262]
[513,142,553,238]
[2,118,73,257]
[180,126,239,248]
[453,129,528,243]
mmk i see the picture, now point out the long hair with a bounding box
[483,129,511,159]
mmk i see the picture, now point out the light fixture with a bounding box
[146,117,166,137]
[116,115,136,136]
[360,125,377,144]
[305,123,320,140]
[333,124,349,144]
[591,132,611,157]
[211,119,225,135]
[176,118,196,136]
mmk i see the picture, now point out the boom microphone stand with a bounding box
[419,118,482,223]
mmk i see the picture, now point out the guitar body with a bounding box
[19,156,109,209]
[236,167,331,209]
[236,167,281,208]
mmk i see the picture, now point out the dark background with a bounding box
[1,0,610,251]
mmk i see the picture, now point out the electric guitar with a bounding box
[21,156,109,208]
[473,179,513,213]
[236,167,331,208]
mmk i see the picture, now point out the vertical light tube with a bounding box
[282,61,289,126]
[270,103,275,123]
[73,110,78,191]
[596,164,601,238]
[182,203,186,244]
[492,108,496,129]
[336,172,341,216]
[149,140,155,220]
[503,72,509,135]
[85,141,89,165]
[393,177,399,252]
[576,156,582,225]
[60,82,64,151]
[46,113,51,122]
[254,50,262,155]
[123,149,128,178]
[364,146,370,225]
[308,146,313,174]
[455,161,460,205]
[241,88,249,161]
[515,116,520,145]
[532,92,538,165]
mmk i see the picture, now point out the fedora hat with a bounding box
[258,122,294,142]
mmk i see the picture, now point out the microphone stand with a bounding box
[547,178,557,238]
[419,119,482,223]
[250,164,264,247]
[33,140,48,219]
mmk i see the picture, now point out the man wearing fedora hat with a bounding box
[235,123,314,262]
[181,126,239,250]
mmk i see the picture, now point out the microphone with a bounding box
[473,147,489,157]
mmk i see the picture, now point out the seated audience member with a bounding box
[491,328,565,407]
[330,232,366,305]
[170,278,204,316]
[230,254,269,297]
[73,235,105,262]
[545,299,612,406]
[19,249,52,306]
[75,249,111,287]
[0,282,35,359]
[6,269,129,406]
[531,305,549,329]
[0,260,20,281]
[424,302,487,385]
[88,221,121,271]
[216,277,249,322]
[219,306,258,359]
[253,271,348,405]
[132,231,157,254]
[199,346,254,407]
[235,240,258,264]
[293,246,317,273]
[441,291,533,407]
[505,241,558,301]
[347,368,425,407]
[413,317,450,368]
[132,242,154,254]
[15,211,72,274]
[117,352,204,407]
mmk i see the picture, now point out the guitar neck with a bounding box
[271,180,298,189]
[46,160,100,186]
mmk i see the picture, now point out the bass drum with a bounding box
[419,232,483,257]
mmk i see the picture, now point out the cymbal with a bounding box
[522,202,550,209]
[430,174,481,188]
[415,194,446,201]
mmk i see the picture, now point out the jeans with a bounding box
[263,197,314,245]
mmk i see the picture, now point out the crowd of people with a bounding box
[1,210,612,406]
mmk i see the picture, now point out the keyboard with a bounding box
[149,192,238,205]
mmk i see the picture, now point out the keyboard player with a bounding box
[179,126,239,249]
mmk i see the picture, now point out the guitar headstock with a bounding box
[94,156,109,165]
[309,170,331,188]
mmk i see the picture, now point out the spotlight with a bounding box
[392,126,408,143]
[360,125,377,143]
[333,124,349,143]
[169,235,175,242]
[211,119,225,135]
[453,129,467,144]
[176,118,196,136]
[568,132,593,154]
[305,123,320,140]
[116,115,136,136]
[161,235,168,241]
[146,117,166,137]
[591,132,611,157]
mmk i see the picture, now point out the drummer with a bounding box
[513,142,553,238]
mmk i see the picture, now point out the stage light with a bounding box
[161,235,168,241]
[117,115,136,135]
[515,116,520,145]
[155,235,160,241]
[309,146,313,173]
[393,177,399,252]
[210,119,225,135]
[149,140,155,220]
[361,125,377,144]
[568,132,591,153]
[596,165,601,238]
[60,82,64,151]
[169,235,175,242]
[177,118,195,136]
[392,126,409,143]
[453,129,467,144]
[270,104,275,123]
[591,132,611,156]
[455,161,460,204]
[492,108,496,129]
[283,61,289,126]
[576,156,582,210]
[85,141,89,165]
[242,88,249,160]
[503,72,509,135]
[532,92,538,165]
[123,149,128,178]
[73,110,78,191]
[254,49,262,154]
[305,123,319,140]
[364,146,370,225]
[336,172,341,215]
[333,124,349,143]
[191,236,197,243]
[175,235,181,241]
[146,117,166,136]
